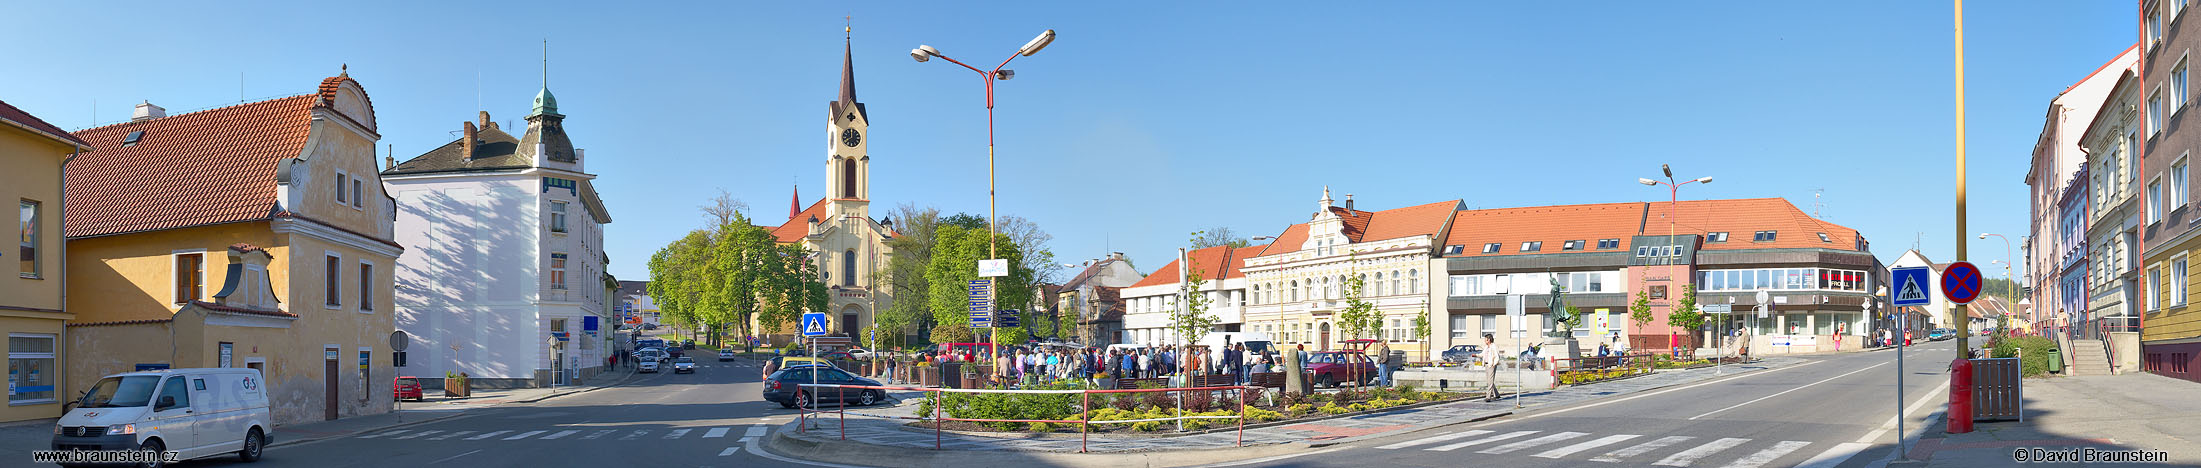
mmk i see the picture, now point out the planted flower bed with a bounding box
[907,381,1471,434]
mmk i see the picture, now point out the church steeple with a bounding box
[531,39,559,117]
[839,37,858,109]
[827,27,870,220]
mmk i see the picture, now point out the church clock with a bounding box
[840,128,862,147]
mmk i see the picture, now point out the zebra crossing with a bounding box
[354,425,765,443]
[1373,429,1860,468]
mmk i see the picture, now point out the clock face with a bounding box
[841,128,861,147]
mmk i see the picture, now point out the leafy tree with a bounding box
[1190,227,1251,249]
[1337,275,1378,341]
[1666,284,1703,344]
[925,224,1034,345]
[1628,291,1654,334]
[881,204,943,346]
[1170,239,1219,350]
[941,213,989,230]
[1411,304,1432,360]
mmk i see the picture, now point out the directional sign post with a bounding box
[968,279,995,328]
[997,309,1020,328]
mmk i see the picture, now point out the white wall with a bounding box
[390,174,543,381]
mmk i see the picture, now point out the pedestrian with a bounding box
[1046,351,1062,382]
[1372,339,1391,387]
[1225,344,1245,385]
[1138,349,1153,379]
[1481,333,1501,402]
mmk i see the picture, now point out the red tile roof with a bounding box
[0,99,91,149]
[65,95,318,238]
[1129,243,1270,288]
[1441,198,1866,257]
[771,199,828,243]
[1253,199,1462,258]
[1223,245,1267,279]
[189,301,299,318]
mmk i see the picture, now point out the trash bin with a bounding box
[2046,347,2064,374]
[941,362,962,389]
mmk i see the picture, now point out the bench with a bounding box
[1189,373,1235,388]
[1249,372,1285,389]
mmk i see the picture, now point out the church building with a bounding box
[762,37,896,342]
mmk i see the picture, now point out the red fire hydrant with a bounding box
[1947,358,1973,434]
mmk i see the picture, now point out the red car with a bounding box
[1303,352,1378,388]
[393,376,425,401]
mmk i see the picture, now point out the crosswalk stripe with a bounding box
[664,429,692,439]
[503,430,545,440]
[394,430,442,440]
[465,431,510,440]
[581,430,617,440]
[357,430,407,439]
[1376,430,1491,450]
[1427,431,1539,452]
[1793,442,1871,468]
[1479,432,1589,454]
[1533,434,1640,459]
[744,426,769,437]
[1593,435,1695,462]
[1653,437,1750,466]
[718,447,741,456]
[618,430,649,440]
[1720,441,1812,468]
[540,430,580,440]
[429,431,474,440]
[704,427,730,438]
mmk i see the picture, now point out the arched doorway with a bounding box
[841,305,863,337]
[1319,322,1331,351]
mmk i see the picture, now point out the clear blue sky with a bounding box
[3,1,2135,284]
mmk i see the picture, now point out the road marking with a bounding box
[665,429,692,439]
[357,430,406,439]
[1688,363,1886,420]
[618,430,650,440]
[719,446,741,456]
[744,426,770,437]
[427,449,482,464]
[581,429,617,440]
[429,430,473,440]
[1653,437,1750,466]
[1479,431,1587,454]
[1721,440,1811,468]
[464,431,509,440]
[1478,361,1824,427]
[1594,436,1695,462]
[1375,430,1488,449]
[1795,442,1872,468]
[394,430,441,440]
[1857,380,1951,444]
[741,437,873,468]
[1427,430,1539,452]
[540,430,580,440]
[704,427,730,438]
[503,430,545,440]
[1533,434,1640,459]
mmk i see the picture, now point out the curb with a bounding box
[1304,410,1514,448]
[267,410,472,449]
[514,366,643,403]
[765,420,1320,467]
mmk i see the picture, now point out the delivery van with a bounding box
[52,368,272,464]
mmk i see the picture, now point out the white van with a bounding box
[1197,332,1275,354]
[52,368,271,464]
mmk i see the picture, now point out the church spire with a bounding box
[532,39,559,117]
[838,33,858,107]
[789,184,802,221]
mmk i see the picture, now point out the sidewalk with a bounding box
[769,357,1806,466]
[1895,372,2201,467]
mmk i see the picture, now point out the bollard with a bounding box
[1948,358,1974,433]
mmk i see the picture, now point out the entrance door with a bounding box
[323,355,340,420]
[1319,323,1331,351]
[842,313,860,336]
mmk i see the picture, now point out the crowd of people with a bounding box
[908,342,1292,389]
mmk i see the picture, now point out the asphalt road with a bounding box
[177,353,835,468]
[1252,339,1975,468]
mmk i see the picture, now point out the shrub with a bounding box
[1217,395,1239,412]
[1333,387,1362,404]
[1346,402,1371,412]
[1029,422,1055,432]
[1287,403,1315,417]
[1368,386,1397,400]
[1132,420,1162,432]
[1319,402,1349,415]
[1142,390,1175,411]
[1185,390,1215,413]
[1110,393,1139,411]
[1990,336,2058,377]
[1278,391,1309,408]
[1307,392,1332,404]
[1240,387,1264,404]
[939,381,1084,430]
[1242,407,1283,422]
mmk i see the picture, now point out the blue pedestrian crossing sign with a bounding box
[800,312,829,337]
[1891,267,1932,307]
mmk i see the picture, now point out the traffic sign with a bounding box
[1702,304,1733,314]
[1942,261,1983,304]
[800,312,830,337]
[968,279,995,327]
[997,309,1020,328]
[979,259,1009,277]
[1891,267,1933,307]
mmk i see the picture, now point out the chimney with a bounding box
[1345,194,1356,214]
[461,122,478,158]
[1111,252,1125,261]
[478,111,493,130]
[132,101,166,122]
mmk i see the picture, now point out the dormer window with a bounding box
[1596,239,1621,249]
[1562,240,1584,251]
[1483,243,1501,254]
[1818,232,1832,243]
[1520,241,1542,252]
[1443,245,1465,255]
[1753,231,1778,242]
[1708,232,1730,243]
[122,130,145,146]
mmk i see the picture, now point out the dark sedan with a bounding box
[1439,345,1483,364]
[763,365,887,409]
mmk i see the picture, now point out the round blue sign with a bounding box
[1941,261,1983,304]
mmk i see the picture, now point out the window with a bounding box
[8,334,56,403]
[550,201,568,233]
[351,178,363,208]
[2149,267,2162,311]
[2151,180,2166,224]
[334,173,348,204]
[1444,245,1464,255]
[157,376,189,409]
[218,342,233,368]
[1589,272,1603,292]
[18,200,38,278]
[1483,243,1501,254]
[1708,232,1729,243]
[551,253,567,289]
[2151,10,2164,47]
[842,250,857,287]
[1562,240,1584,251]
[2152,91,2166,134]
[1450,275,1480,296]
[1597,239,1621,249]
[1637,246,1649,257]
[2175,256,2190,307]
[173,252,204,305]
[2177,58,2192,111]
[2176,158,2191,209]
[1650,285,1668,299]
[1519,241,1541,252]
[121,130,144,146]
[1409,270,1419,294]
[1753,231,1778,242]
[359,262,374,311]
[1492,274,1510,294]
[324,253,341,307]
[1450,315,1468,339]
[1818,232,1831,243]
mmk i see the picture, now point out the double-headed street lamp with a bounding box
[1638,165,1712,355]
[911,29,1057,261]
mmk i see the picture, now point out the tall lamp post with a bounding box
[1639,165,1712,355]
[1978,233,2014,335]
[912,30,1057,261]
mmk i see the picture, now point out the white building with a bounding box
[1887,250,1952,329]
[1239,189,1462,361]
[383,85,614,388]
[1120,245,1261,347]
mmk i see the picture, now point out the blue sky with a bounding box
[3,1,2136,284]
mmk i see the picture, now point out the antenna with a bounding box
[1813,188,1824,218]
[239,72,245,103]
[541,39,548,89]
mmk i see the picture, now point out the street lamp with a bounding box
[1640,165,1712,357]
[1979,232,2014,335]
[911,29,1056,262]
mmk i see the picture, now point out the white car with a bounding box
[718,349,736,362]
[673,357,697,374]
[638,360,660,373]
[53,368,272,464]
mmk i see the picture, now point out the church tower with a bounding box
[826,35,870,221]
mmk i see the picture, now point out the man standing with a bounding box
[1225,344,1244,385]
[1482,333,1501,402]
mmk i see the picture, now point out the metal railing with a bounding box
[793,382,1253,453]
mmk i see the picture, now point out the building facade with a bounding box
[1120,244,1261,348]
[2030,45,2141,331]
[1058,253,1141,345]
[762,39,895,342]
[0,100,92,422]
[384,85,615,389]
[2081,61,2147,361]
[1239,191,1460,362]
[62,74,402,424]
[2141,0,2201,383]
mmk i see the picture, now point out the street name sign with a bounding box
[968,279,994,327]
[801,312,829,337]
[1941,261,1983,304]
[997,309,1020,328]
[1891,267,1932,307]
[1702,304,1732,314]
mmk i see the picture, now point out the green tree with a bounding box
[1337,274,1378,341]
[941,213,989,230]
[881,204,943,347]
[1170,241,1220,350]
[1411,302,1432,360]
[1666,284,1703,345]
[1628,291,1655,334]
[925,224,1034,345]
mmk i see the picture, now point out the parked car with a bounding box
[639,360,661,373]
[54,368,272,464]
[719,349,737,362]
[1439,345,1483,364]
[393,376,425,401]
[1929,328,1956,341]
[1302,351,1379,388]
[673,357,697,374]
[763,365,886,409]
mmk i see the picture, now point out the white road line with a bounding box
[502,430,545,440]
[1689,363,1886,420]
[394,430,442,440]
[1720,440,1811,468]
[618,430,649,440]
[426,449,482,464]
[1857,380,1951,444]
[744,426,769,437]
[357,430,407,439]
[1479,431,1588,454]
[1427,430,1539,452]
[704,427,730,438]
[738,436,757,443]
[465,431,509,440]
[539,430,580,440]
[429,430,473,440]
[1195,447,1349,467]
[1653,437,1750,466]
[1594,436,1696,463]
[1476,361,1824,427]
[1795,442,1873,468]
[1534,434,1641,459]
[581,430,616,440]
[1375,430,1489,450]
[664,429,691,439]
[718,446,741,456]
[741,437,874,468]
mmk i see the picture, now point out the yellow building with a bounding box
[62,73,403,424]
[1,100,95,423]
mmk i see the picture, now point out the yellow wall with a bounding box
[66,222,280,323]
[2147,237,2201,343]
[2,118,80,423]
